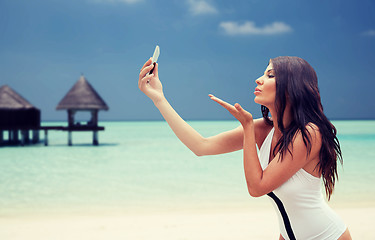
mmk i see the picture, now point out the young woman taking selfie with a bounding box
[138,56,351,239]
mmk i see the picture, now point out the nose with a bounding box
[255,76,263,85]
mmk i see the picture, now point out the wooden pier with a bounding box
[0,125,105,146]
[1,75,108,147]
[42,125,105,146]
[0,85,42,146]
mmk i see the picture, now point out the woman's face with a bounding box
[254,62,276,108]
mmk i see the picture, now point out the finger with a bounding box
[234,103,243,111]
[234,103,247,116]
[139,73,154,90]
[209,95,231,107]
[140,58,153,72]
[139,74,153,91]
[138,65,150,87]
[149,62,156,74]
[139,59,153,79]
[235,103,250,115]
[139,64,155,80]
[209,95,236,111]
[234,103,253,120]
[153,63,158,78]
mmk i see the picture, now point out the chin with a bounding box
[254,97,261,105]
[254,97,272,108]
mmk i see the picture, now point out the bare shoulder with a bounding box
[294,123,322,157]
[253,118,273,149]
[306,122,319,132]
[305,123,322,144]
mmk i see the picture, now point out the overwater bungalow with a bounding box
[0,85,40,145]
[56,75,109,146]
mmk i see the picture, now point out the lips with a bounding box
[254,87,262,96]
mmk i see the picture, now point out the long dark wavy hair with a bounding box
[261,56,342,200]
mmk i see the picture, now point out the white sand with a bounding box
[0,207,373,239]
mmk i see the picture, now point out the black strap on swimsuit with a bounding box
[267,192,296,240]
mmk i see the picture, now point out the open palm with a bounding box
[209,94,253,127]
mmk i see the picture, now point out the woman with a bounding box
[138,56,351,239]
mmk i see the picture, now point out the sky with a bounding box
[0,0,374,121]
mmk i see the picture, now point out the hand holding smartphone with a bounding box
[149,45,160,75]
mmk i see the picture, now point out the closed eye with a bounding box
[268,74,275,78]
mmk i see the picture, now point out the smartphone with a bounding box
[149,45,160,75]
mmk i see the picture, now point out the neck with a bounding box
[268,104,292,136]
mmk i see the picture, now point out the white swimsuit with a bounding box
[259,128,347,240]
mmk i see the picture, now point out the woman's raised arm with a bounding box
[138,59,246,156]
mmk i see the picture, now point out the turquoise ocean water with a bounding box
[0,120,374,216]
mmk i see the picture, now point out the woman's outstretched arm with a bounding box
[210,95,321,197]
[138,58,244,156]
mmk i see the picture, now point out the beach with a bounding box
[1,121,374,239]
[0,207,373,239]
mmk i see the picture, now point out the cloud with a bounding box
[89,0,142,4]
[187,0,218,15]
[362,29,375,36]
[219,21,293,36]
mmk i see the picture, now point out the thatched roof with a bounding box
[0,85,39,110]
[56,75,109,110]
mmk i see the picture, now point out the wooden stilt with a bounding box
[32,130,39,143]
[25,130,30,144]
[8,130,12,144]
[12,130,19,144]
[93,131,98,146]
[44,129,48,146]
[9,130,12,143]
[68,131,72,146]
[21,130,26,146]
